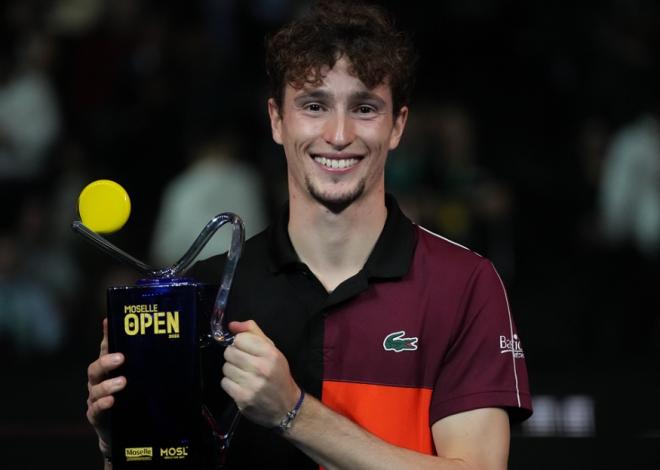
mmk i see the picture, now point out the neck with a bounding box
[288,188,387,292]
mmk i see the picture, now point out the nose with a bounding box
[323,110,354,149]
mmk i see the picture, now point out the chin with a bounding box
[306,178,366,214]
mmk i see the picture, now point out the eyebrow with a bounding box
[294,90,332,104]
[350,91,386,107]
[294,89,387,108]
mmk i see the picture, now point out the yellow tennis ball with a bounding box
[78,180,131,234]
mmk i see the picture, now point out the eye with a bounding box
[355,105,376,115]
[304,103,325,113]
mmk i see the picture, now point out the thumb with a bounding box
[100,318,109,356]
[228,320,267,339]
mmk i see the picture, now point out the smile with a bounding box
[312,155,361,170]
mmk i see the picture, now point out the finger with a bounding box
[87,353,124,385]
[87,395,114,426]
[220,376,245,405]
[222,361,253,386]
[100,318,109,356]
[89,376,126,402]
[232,332,274,356]
[224,339,267,368]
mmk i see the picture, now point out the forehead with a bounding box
[285,58,392,103]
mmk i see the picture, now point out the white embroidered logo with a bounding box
[499,334,524,358]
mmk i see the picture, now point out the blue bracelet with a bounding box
[274,388,305,433]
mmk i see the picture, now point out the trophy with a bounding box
[74,180,243,469]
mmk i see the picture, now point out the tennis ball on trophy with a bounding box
[78,179,131,234]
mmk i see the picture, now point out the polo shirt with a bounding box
[190,194,532,468]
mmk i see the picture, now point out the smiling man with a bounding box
[87,1,532,468]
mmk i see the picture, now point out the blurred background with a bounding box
[1,0,659,468]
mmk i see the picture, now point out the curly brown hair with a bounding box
[265,0,416,116]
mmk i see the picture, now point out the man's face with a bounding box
[268,58,408,211]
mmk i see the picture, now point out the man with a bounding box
[86,1,532,468]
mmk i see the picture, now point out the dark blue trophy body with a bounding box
[107,279,215,468]
[74,213,243,469]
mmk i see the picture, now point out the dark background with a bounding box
[1,0,659,468]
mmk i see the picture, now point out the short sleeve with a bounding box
[430,259,532,424]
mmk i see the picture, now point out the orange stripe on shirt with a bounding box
[322,380,435,455]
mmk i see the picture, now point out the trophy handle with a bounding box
[73,212,244,345]
[202,214,244,346]
[202,402,241,468]
[72,220,155,275]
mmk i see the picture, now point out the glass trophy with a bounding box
[73,180,243,469]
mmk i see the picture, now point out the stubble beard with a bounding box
[306,176,366,214]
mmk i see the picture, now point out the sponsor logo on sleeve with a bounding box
[383,331,418,352]
[499,334,524,358]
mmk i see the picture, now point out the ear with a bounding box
[388,106,409,150]
[268,98,283,145]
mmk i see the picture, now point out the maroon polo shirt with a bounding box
[191,195,532,467]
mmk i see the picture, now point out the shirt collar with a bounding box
[268,194,416,279]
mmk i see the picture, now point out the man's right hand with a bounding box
[86,318,126,458]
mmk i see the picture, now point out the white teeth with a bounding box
[313,156,359,169]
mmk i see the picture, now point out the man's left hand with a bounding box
[221,320,300,428]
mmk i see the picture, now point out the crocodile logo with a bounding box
[383,330,418,352]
